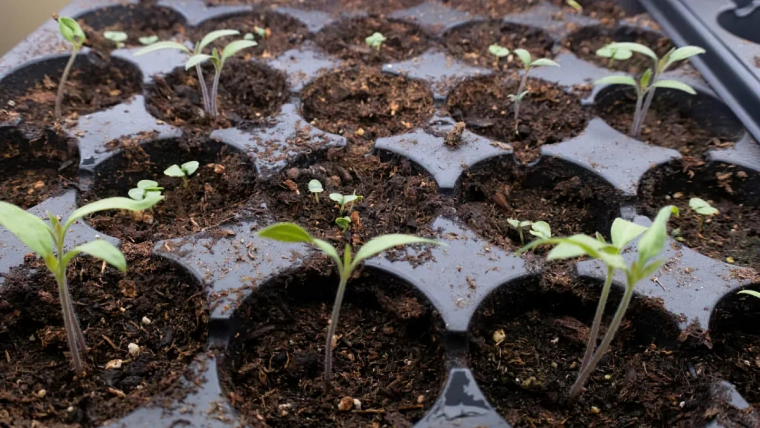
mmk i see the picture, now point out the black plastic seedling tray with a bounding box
[0,0,759,427]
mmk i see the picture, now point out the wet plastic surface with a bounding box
[0,0,758,427]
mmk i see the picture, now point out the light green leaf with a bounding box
[134,40,190,56]
[640,68,653,89]
[513,48,532,67]
[139,35,159,45]
[546,241,587,260]
[515,90,530,102]
[664,46,705,70]
[595,232,607,244]
[186,54,212,70]
[637,205,678,266]
[308,180,323,193]
[164,164,184,177]
[365,32,387,49]
[594,75,637,87]
[610,218,648,250]
[255,26,267,38]
[221,40,257,61]
[128,188,146,201]
[182,161,200,176]
[548,235,626,269]
[0,202,53,258]
[566,0,583,12]
[104,31,128,43]
[603,42,658,61]
[652,79,697,95]
[67,240,126,272]
[199,29,240,52]
[596,45,633,60]
[342,195,359,204]
[351,235,441,269]
[689,197,718,215]
[329,193,343,203]
[488,44,509,58]
[243,33,255,41]
[335,216,351,231]
[58,17,85,46]
[312,238,343,270]
[65,194,164,230]
[137,180,161,190]
[530,58,559,68]
[257,222,313,243]
[739,290,760,299]
[634,259,665,285]
[529,221,551,239]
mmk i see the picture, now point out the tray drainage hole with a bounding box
[75,4,186,51]
[144,60,288,129]
[220,266,446,425]
[718,8,760,44]
[301,67,434,141]
[314,15,432,65]
[0,54,142,126]
[443,20,554,70]
[78,137,256,243]
[0,255,208,426]
[0,127,79,209]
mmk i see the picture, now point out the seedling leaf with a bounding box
[139,35,159,45]
[365,32,387,50]
[66,194,164,230]
[164,165,184,177]
[128,188,146,200]
[530,221,551,239]
[610,218,648,249]
[637,205,678,266]
[309,180,323,193]
[664,46,705,70]
[531,58,559,67]
[0,202,54,258]
[186,54,212,70]
[652,79,697,94]
[739,290,760,299]
[199,29,240,52]
[58,17,85,46]
[257,222,313,243]
[689,197,718,215]
[104,31,128,43]
[313,238,343,269]
[221,40,257,61]
[602,42,658,61]
[137,180,160,189]
[513,48,532,67]
[596,45,633,60]
[68,240,126,272]
[182,161,200,176]
[488,44,509,58]
[594,75,637,87]
[352,235,441,269]
[135,40,191,55]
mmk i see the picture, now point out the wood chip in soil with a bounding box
[0,254,208,426]
[447,74,592,163]
[221,266,445,427]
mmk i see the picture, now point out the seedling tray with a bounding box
[0,0,759,427]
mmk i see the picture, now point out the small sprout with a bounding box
[104,31,128,48]
[128,180,163,201]
[53,15,86,120]
[530,221,551,240]
[0,194,163,373]
[139,35,159,45]
[330,193,362,215]
[510,49,560,131]
[739,290,760,299]
[335,216,351,233]
[254,26,267,38]
[164,161,199,188]
[596,44,633,68]
[258,223,441,386]
[365,32,386,50]
[689,197,718,233]
[243,33,255,41]
[308,179,324,203]
[518,206,678,400]
[594,43,705,138]
[507,219,533,246]
[566,0,583,12]
[135,30,257,117]
[488,43,510,58]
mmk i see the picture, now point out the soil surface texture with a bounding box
[79,5,186,51]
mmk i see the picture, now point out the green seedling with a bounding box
[255,26,267,38]
[164,161,200,188]
[53,15,86,120]
[519,205,678,400]
[330,193,362,215]
[243,33,254,41]
[488,43,510,59]
[530,221,551,240]
[739,290,760,299]
[104,31,127,48]
[135,30,257,117]
[510,49,560,131]
[0,194,163,373]
[258,223,441,386]
[507,219,533,246]
[566,0,583,12]
[596,44,633,68]
[689,197,718,233]
[139,35,159,45]
[335,216,351,233]
[366,32,386,50]
[308,179,324,203]
[128,180,163,202]
[594,43,705,138]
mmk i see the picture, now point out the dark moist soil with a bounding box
[564,25,677,74]
[145,59,288,129]
[222,266,445,427]
[447,74,593,163]
[468,271,732,427]
[456,157,621,251]
[81,137,256,243]
[0,128,78,209]
[189,11,308,59]
[264,147,445,244]
[0,253,208,426]
[638,163,760,272]
[443,21,555,71]
[301,67,434,141]
[315,16,431,65]
[0,54,142,126]
[204,0,424,15]
[78,5,186,52]
[595,86,746,159]
[550,0,634,22]
[441,0,541,18]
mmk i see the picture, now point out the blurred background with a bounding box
[1,0,70,55]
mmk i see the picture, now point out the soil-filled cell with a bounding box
[204,0,424,15]
[222,266,445,427]
[0,255,208,426]
[77,4,186,51]
[80,137,256,242]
